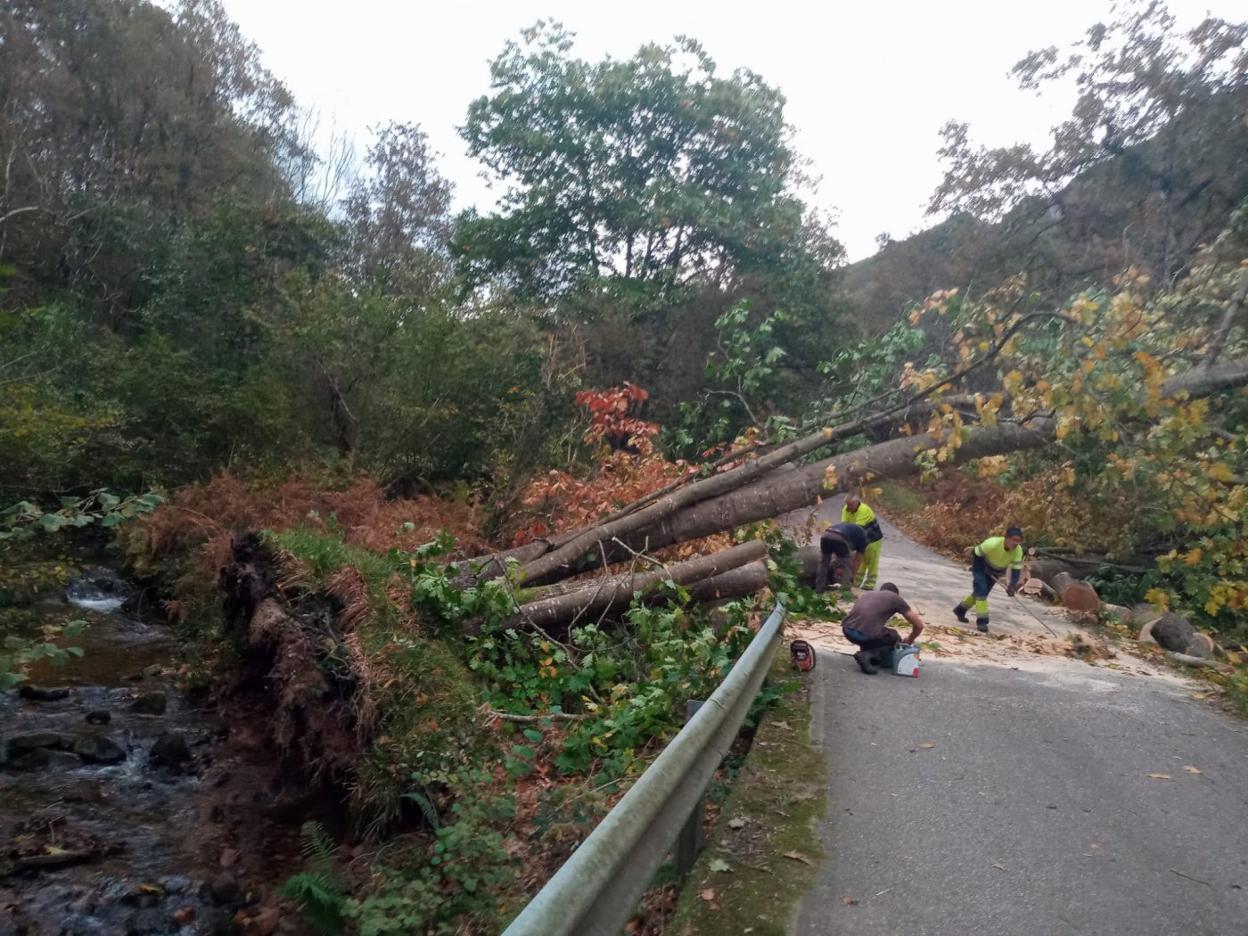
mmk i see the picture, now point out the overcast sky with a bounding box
[220,0,1237,262]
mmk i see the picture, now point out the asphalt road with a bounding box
[789,498,1248,935]
[793,659,1248,935]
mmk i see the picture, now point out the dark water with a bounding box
[1,573,236,935]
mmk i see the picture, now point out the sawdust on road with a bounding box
[779,496,1192,687]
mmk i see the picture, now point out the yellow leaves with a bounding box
[1003,370,1024,394]
[976,455,1009,479]
[1183,548,1203,566]
[1070,294,1100,324]
[1144,588,1170,611]
[1062,464,1077,487]
[1207,463,1234,483]
[822,464,838,491]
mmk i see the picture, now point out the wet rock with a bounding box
[130,692,168,716]
[11,747,82,771]
[18,684,71,702]
[173,906,196,926]
[218,848,240,870]
[0,911,17,936]
[74,735,127,765]
[1151,612,1196,653]
[159,875,195,895]
[125,907,168,934]
[207,873,242,907]
[86,710,112,725]
[0,740,7,768]
[8,731,74,752]
[62,778,108,803]
[69,895,95,915]
[150,731,191,767]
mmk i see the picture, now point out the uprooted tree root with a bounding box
[217,531,485,836]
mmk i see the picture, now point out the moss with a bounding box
[264,527,490,831]
[0,541,80,607]
[669,654,826,935]
[353,624,487,831]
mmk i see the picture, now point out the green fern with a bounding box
[279,822,347,935]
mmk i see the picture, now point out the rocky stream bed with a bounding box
[1,568,304,935]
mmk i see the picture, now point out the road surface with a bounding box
[785,497,1248,935]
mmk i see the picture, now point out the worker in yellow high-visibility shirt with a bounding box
[954,527,1024,633]
[840,495,883,590]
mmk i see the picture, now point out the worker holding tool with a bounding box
[843,583,925,674]
[954,526,1024,633]
[841,495,883,589]
[816,521,868,592]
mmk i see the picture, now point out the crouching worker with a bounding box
[843,583,925,674]
[954,526,1024,633]
[815,522,867,592]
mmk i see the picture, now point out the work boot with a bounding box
[953,603,969,624]
[853,651,878,675]
[976,617,990,634]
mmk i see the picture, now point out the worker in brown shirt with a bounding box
[842,582,925,674]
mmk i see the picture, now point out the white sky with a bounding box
[220,0,1237,262]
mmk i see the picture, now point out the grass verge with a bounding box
[668,652,826,935]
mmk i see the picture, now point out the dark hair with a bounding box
[1006,526,1023,538]
[880,582,900,594]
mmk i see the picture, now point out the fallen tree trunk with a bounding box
[555,355,1248,574]
[514,310,1097,585]
[517,395,994,585]
[685,546,824,604]
[511,539,768,631]
[620,420,1055,558]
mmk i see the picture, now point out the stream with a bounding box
[1,568,255,935]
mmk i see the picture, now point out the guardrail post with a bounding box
[674,699,706,876]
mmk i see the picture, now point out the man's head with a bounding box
[1005,526,1023,550]
[880,582,900,595]
[845,495,861,513]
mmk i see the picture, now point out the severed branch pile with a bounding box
[472,355,1248,630]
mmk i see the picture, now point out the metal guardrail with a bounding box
[503,603,788,936]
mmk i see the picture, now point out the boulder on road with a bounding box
[1151,613,1196,653]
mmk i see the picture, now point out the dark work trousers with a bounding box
[843,625,900,656]
[819,533,853,589]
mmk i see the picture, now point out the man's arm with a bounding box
[1007,567,1022,596]
[902,609,925,644]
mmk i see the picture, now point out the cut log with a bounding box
[511,540,768,630]
[1028,558,1088,587]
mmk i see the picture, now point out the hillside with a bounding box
[846,86,1248,333]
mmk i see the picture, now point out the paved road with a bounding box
[786,497,1248,935]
